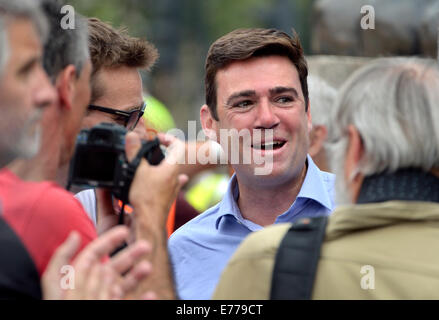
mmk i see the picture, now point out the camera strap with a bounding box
[116,138,162,215]
[112,141,162,255]
[122,138,163,202]
[128,143,150,170]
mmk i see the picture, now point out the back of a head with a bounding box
[205,28,308,120]
[0,0,48,77]
[329,57,439,176]
[87,17,158,103]
[40,0,89,81]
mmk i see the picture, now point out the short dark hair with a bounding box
[205,28,308,120]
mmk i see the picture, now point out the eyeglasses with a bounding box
[88,102,146,131]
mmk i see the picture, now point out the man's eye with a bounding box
[234,100,253,108]
[275,96,294,105]
[113,116,127,125]
[18,63,35,78]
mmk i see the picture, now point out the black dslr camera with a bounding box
[68,122,164,203]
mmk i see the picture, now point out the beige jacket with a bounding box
[213,201,439,299]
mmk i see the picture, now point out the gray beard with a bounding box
[0,125,40,167]
[16,124,41,159]
[12,109,43,160]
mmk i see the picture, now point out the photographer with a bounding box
[74,17,158,235]
[71,17,182,299]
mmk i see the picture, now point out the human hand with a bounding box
[125,132,188,229]
[42,226,154,300]
[122,132,185,299]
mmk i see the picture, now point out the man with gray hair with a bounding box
[307,75,337,172]
[213,57,439,299]
[0,0,55,299]
[0,0,53,168]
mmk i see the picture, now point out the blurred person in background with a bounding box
[142,94,201,231]
[307,75,337,172]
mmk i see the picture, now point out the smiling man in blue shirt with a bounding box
[169,28,335,300]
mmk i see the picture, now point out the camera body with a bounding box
[68,122,164,203]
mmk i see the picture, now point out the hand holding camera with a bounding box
[68,123,165,205]
[68,123,188,230]
[127,131,188,229]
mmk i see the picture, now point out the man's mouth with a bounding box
[251,140,286,150]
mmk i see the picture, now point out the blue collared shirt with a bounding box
[168,155,335,300]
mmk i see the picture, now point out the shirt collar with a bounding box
[295,155,334,211]
[215,174,241,230]
[215,155,334,229]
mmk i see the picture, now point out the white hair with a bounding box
[308,75,337,130]
[0,0,48,76]
[328,57,439,181]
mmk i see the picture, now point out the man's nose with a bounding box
[254,99,280,129]
[34,66,57,110]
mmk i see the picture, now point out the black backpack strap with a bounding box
[270,216,328,300]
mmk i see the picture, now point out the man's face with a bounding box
[0,18,55,167]
[207,55,311,187]
[81,66,146,138]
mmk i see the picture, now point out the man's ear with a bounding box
[345,124,365,202]
[306,100,312,133]
[345,125,363,170]
[56,65,77,110]
[308,125,328,158]
[200,104,218,141]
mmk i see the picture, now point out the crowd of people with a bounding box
[0,0,438,300]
